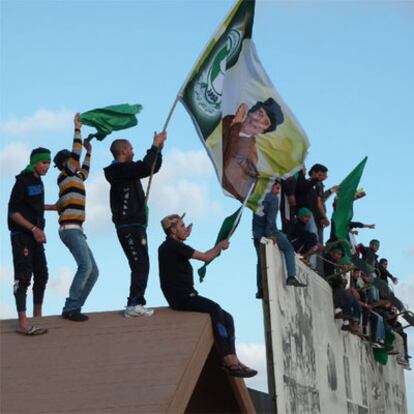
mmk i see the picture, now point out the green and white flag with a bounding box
[179,0,309,213]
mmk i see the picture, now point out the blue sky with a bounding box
[1,0,413,408]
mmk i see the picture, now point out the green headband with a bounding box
[297,207,312,217]
[30,152,51,165]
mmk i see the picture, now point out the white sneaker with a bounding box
[124,305,154,318]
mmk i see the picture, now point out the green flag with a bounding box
[373,326,395,365]
[332,157,368,243]
[79,103,142,141]
[198,207,242,282]
[179,0,309,212]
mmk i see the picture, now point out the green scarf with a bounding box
[25,152,51,174]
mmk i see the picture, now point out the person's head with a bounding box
[110,139,134,162]
[369,239,380,252]
[297,207,312,224]
[330,247,344,262]
[53,150,71,171]
[242,98,284,136]
[161,213,187,241]
[379,258,388,268]
[352,269,362,280]
[28,147,51,177]
[309,164,328,181]
[271,179,282,195]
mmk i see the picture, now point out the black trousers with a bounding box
[392,321,409,358]
[172,295,236,358]
[11,232,49,312]
[117,226,149,306]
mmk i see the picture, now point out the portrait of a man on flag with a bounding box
[220,98,284,201]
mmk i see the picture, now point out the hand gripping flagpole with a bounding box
[144,96,179,203]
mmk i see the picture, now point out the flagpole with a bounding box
[145,96,179,202]
[227,181,256,239]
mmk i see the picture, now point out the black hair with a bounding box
[30,147,51,158]
[309,163,328,175]
[53,150,71,171]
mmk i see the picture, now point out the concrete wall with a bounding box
[261,238,407,414]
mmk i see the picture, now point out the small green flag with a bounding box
[198,207,242,282]
[332,157,368,244]
[79,103,143,141]
[373,326,395,365]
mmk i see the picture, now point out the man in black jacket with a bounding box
[378,258,398,286]
[8,147,52,335]
[104,131,166,317]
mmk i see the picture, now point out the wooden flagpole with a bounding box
[144,96,179,203]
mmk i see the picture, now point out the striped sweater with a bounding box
[57,134,90,225]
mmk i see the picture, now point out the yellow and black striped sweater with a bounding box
[57,135,90,226]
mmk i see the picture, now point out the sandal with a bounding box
[16,325,48,336]
[222,363,258,378]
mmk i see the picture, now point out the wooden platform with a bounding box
[0,308,255,413]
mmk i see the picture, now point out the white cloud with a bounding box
[161,148,213,178]
[0,109,72,136]
[395,278,414,311]
[84,174,112,233]
[0,266,13,285]
[0,142,30,176]
[81,148,222,235]
[147,148,223,218]
[405,245,414,257]
[0,302,14,320]
[236,342,268,392]
[48,267,73,297]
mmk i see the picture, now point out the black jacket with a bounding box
[359,245,378,269]
[290,218,317,251]
[103,146,161,227]
[8,171,45,233]
[294,171,320,219]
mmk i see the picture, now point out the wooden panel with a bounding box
[0,309,211,413]
[1,308,256,414]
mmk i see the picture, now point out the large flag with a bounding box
[179,0,309,213]
[79,103,142,141]
[332,157,368,242]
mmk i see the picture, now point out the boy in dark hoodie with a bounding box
[8,147,52,335]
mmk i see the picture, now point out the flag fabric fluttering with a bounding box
[198,207,242,282]
[332,157,368,247]
[178,0,309,214]
[79,103,142,141]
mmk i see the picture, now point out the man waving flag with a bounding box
[179,0,309,213]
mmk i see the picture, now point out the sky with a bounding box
[1,0,413,410]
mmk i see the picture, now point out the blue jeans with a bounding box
[371,311,385,341]
[368,272,380,303]
[59,228,99,313]
[254,231,296,293]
